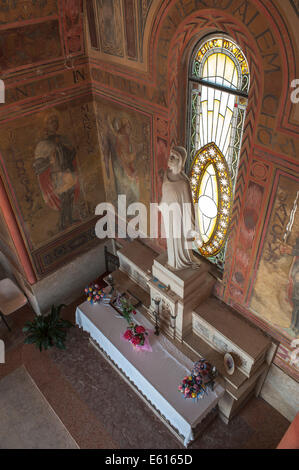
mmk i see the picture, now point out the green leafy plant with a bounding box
[119,297,136,324]
[23,304,73,352]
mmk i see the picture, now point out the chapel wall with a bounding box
[85,0,299,387]
[0,1,107,286]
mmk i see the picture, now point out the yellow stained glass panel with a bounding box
[190,143,232,257]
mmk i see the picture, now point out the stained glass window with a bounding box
[191,143,232,257]
[187,36,249,269]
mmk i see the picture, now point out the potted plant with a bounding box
[23,304,73,352]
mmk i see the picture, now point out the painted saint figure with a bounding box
[33,112,80,231]
[159,146,203,270]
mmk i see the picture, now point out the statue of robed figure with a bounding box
[159,146,203,270]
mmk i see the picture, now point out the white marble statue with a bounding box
[159,146,203,270]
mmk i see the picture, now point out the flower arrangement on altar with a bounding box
[114,296,152,351]
[123,323,148,347]
[84,282,112,305]
[118,296,137,323]
[178,358,217,401]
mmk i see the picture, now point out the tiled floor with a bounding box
[0,366,78,449]
[0,296,291,449]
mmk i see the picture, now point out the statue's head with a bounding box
[168,146,187,174]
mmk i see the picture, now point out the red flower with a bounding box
[124,329,133,341]
[135,325,145,334]
[132,310,136,315]
[132,335,141,345]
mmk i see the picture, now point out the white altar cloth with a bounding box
[76,301,225,446]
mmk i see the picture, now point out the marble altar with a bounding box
[76,300,225,446]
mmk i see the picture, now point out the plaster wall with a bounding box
[261,364,299,422]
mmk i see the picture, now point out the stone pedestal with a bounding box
[184,297,274,423]
[148,253,215,341]
[118,240,158,293]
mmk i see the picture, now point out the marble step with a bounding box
[192,297,271,377]
[118,240,158,292]
[183,331,248,390]
[106,269,151,308]
[183,331,270,422]
[224,362,268,401]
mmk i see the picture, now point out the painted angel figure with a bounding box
[99,112,140,204]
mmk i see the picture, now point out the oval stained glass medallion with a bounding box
[190,143,232,257]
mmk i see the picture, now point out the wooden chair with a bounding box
[0,278,27,332]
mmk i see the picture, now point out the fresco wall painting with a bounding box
[251,172,299,337]
[0,97,105,276]
[96,0,124,57]
[1,63,90,120]
[137,0,153,61]
[86,0,155,71]
[0,20,63,73]
[85,0,99,49]
[123,0,138,60]
[62,0,84,56]
[95,96,152,209]
[0,0,95,278]
[0,0,58,23]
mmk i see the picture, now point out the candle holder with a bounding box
[153,297,161,336]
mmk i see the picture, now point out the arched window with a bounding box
[187,35,250,270]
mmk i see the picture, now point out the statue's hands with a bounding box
[189,230,203,249]
[194,234,203,249]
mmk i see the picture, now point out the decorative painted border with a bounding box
[32,217,101,276]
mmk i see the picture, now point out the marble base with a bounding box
[152,253,210,299]
[150,254,215,341]
[118,240,158,293]
[192,298,271,377]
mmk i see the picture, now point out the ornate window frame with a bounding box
[187,34,250,269]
